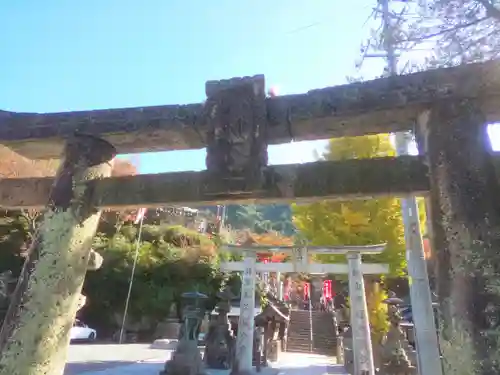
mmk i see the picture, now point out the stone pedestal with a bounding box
[267,340,279,362]
[160,340,205,375]
[154,319,181,340]
[161,292,208,375]
[342,327,354,374]
[336,335,344,366]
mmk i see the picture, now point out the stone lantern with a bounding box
[380,296,417,375]
[160,291,208,375]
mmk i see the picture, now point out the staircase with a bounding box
[311,310,338,356]
[286,310,312,353]
[286,309,338,356]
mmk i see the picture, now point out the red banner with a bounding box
[284,280,290,301]
[303,282,310,299]
[323,280,333,299]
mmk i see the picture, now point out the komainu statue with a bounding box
[204,287,235,369]
[160,292,208,375]
[380,296,417,375]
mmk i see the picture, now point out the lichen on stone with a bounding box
[0,135,115,375]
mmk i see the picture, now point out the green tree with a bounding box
[235,205,264,231]
[81,224,224,337]
[204,204,295,236]
[293,134,426,277]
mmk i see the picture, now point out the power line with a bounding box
[358,2,443,375]
[286,22,322,34]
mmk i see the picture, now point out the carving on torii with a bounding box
[204,75,268,196]
[291,247,308,273]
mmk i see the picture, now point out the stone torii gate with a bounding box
[0,61,499,374]
[220,243,388,374]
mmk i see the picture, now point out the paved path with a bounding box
[67,349,348,375]
[274,353,348,375]
[64,343,170,375]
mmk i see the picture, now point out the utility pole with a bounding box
[220,205,227,229]
[362,1,443,375]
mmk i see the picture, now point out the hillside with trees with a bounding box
[202,204,295,236]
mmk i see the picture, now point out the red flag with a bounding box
[323,280,333,299]
[303,283,310,299]
[284,279,290,301]
[134,208,147,224]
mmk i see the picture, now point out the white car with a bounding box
[70,319,97,342]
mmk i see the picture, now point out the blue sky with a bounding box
[1,1,498,173]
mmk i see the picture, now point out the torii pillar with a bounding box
[236,250,257,372]
[346,250,377,375]
[234,237,259,373]
[0,134,115,375]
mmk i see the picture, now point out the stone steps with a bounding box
[312,313,337,356]
[286,310,312,353]
[286,310,338,355]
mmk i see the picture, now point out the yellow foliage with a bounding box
[366,282,389,343]
[292,134,428,277]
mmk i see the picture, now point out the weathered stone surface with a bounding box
[160,340,206,375]
[162,292,207,375]
[380,298,416,375]
[0,156,430,209]
[204,75,268,193]
[422,99,500,375]
[3,60,500,159]
[204,287,235,370]
[0,134,115,375]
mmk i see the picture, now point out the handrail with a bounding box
[333,309,344,364]
[309,299,313,353]
[268,302,290,321]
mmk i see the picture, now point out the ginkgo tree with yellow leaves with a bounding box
[292,134,427,278]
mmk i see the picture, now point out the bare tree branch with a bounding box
[477,0,500,20]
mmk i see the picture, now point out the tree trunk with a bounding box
[0,134,115,375]
[422,99,500,375]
